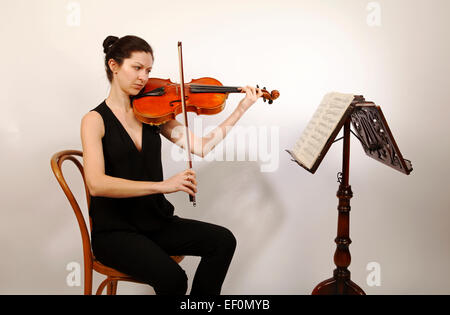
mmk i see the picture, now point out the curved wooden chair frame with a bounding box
[50,150,184,295]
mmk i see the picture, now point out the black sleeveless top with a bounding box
[89,100,175,235]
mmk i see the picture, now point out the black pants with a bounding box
[91,216,237,295]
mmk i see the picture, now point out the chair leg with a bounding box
[107,280,118,295]
[84,267,93,295]
[111,280,118,295]
[96,277,111,295]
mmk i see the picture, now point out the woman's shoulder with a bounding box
[81,103,106,136]
[83,101,107,123]
[90,100,108,116]
[82,110,103,124]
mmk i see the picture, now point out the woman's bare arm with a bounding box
[80,111,164,197]
[160,86,262,157]
[81,111,197,198]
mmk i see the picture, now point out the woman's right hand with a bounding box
[160,169,197,197]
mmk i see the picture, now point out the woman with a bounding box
[81,35,263,295]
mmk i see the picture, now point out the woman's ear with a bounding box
[108,58,119,74]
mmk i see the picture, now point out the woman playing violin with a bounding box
[80,35,263,295]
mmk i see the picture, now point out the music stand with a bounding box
[287,94,412,295]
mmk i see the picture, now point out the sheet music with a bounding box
[291,92,354,170]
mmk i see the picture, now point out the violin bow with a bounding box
[178,41,196,207]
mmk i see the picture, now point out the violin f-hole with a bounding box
[170,95,190,107]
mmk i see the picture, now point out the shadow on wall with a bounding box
[167,160,285,293]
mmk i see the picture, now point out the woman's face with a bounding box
[110,51,153,96]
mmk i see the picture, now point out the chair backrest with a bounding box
[50,150,93,271]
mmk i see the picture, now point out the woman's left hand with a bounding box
[238,85,264,112]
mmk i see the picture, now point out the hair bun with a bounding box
[103,36,119,54]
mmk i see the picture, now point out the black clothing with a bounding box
[88,100,236,295]
[89,100,175,235]
[92,216,236,295]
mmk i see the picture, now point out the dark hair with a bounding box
[103,35,154,83]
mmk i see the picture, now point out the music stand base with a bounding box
[312,273,366,295]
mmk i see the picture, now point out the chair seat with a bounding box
[93,255,185,279]
[93,259,135,279]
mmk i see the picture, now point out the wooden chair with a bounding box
[50,150,184,295]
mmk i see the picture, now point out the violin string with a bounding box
[190,85,240,93]
[190,85,238,90]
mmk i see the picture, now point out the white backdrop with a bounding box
[1,0,449,294]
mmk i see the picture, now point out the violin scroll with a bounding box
[257,85,280,105]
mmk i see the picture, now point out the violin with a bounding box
[131,78,280,125]
[131,42,280,206]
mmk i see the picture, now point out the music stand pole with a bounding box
[312,118,365,295]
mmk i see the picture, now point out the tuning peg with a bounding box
[257,84,265,102]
